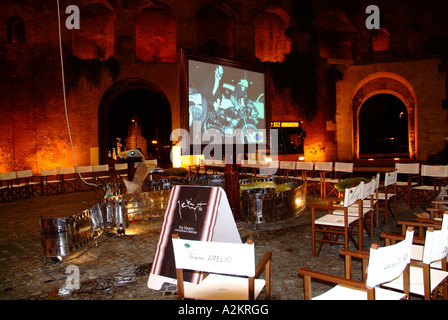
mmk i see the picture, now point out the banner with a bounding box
[147,186,241,290]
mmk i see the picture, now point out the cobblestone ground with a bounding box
[0,189,424,301]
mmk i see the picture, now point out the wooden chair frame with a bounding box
[0,171,17,202]
[14,170,40,200]
[59,167,77,193]
[306,161,332,197]
[378,171,398,224]
[395,163,420,205]
[310,183,364,256]
[409,165,447,209]
[76,166,95,191]
[323,162,354,199]
[93,164,111,185]
[40,168,61,196]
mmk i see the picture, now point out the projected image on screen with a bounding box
[188,59,266,145]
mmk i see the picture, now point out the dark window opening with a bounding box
[7,17,25,44]
[359,93,409,158]
[107,88,172,163]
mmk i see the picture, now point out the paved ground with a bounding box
[0,186,424,302]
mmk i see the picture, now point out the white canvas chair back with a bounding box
[395,163,420,175]
[375,173,381,189]
[334,162,353,173]
[172,238,256,277]
[145,159,158,165]
[41,168,58,176]
[77,165,93,173]
[280,161,295,170]
[0,172,16,181]
[443,165,448,177]
[420,165,446,178]
[366,227,414,288]
[343,182,364,207]
[297,162,314,171]
[93,164,109,172]
[114,163,128,171]
[315,161,333,172]
[422,225,448,265]
[0,172,17,180]
[59,167,75,175]
[362,179,376,199]
[384,171,398,186]
[16,170,33,179]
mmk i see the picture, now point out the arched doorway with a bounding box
[98,78,172,165]
[358,93,409,158]
[351,72,417,159]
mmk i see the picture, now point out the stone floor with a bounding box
[0,187,425,301]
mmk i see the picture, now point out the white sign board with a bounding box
[172,238,255,277]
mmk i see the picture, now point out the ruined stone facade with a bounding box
[1,0,447,173]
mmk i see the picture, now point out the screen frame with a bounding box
[179,49,271,156]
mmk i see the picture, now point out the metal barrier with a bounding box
[240,177,306,224]
[39,175,306,262]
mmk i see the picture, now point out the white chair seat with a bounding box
[412,185,435,191]
[43,179,61,184]
[376,192,396,200]
[185,274,266,300]
[333,206,372,217]
[313,284,406,300]
[12,182,26,188]
[382,265,448,297]
[315,214,359,227]
[396,181,417,186]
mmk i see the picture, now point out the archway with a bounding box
[98,78,172,165]
[358,93,409,158]
[351,72,417,159]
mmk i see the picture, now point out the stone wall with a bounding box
[336,58,447,161]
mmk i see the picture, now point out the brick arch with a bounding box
[98,78,172,164]
[72,1,115,60]
[254,6,291,62]
[135,2,177,62]
[196,3,236,58]
[351,72,417,159]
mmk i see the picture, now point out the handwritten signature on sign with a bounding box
[178,199,208,220]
